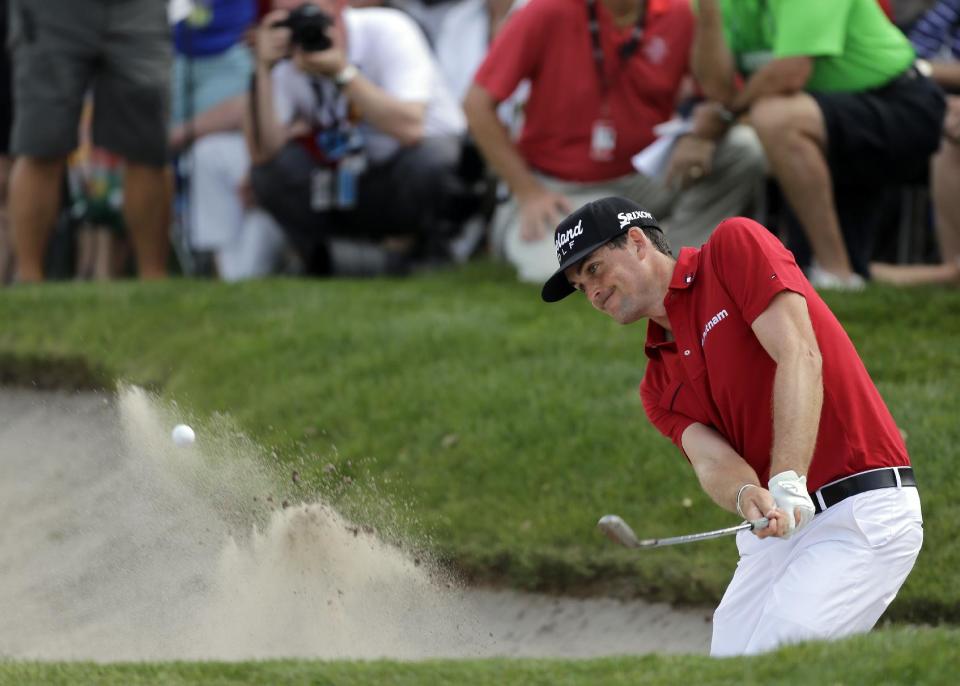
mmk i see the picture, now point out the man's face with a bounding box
[564,230,661,325]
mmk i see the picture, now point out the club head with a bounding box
[597,514,643,548]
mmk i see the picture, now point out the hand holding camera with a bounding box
[257,3,345,78]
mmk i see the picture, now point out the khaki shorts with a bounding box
[8,0,171,165]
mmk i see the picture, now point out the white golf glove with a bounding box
[768,470,816,538]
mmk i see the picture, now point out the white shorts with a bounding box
[710,485,922,656]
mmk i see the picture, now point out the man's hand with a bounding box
[737,484,790,539]
[292,16,346,78]
[767,470,816,538]
[255,10,293,69]
[293,45,348,79]
[664,135,716,191]
[517,187,573,242]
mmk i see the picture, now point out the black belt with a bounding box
[812,467,916,514]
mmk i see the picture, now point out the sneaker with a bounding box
[806,263,866,291]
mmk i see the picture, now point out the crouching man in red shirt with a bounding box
[542,196,923,656]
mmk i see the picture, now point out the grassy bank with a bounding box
[0,264,957,620]
[1,626,957,685]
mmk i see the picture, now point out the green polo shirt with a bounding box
[719,0,916,92]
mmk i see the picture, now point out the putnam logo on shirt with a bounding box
[701,309,728,347]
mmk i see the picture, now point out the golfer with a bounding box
[542,197,922,656]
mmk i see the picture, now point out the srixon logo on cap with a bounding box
[617,210,652,228]
[555,219,584,259]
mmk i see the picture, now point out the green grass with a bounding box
[2,626,958,685]
[0,263,958,622]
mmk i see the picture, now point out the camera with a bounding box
[273,3,333,53]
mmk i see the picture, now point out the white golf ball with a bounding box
[171,423,196,446]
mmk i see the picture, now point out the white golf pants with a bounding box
[710,485,922,656]
[188,132,289,281]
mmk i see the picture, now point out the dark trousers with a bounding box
[251,136,463,273]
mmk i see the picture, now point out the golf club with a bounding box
[597,514,770,549]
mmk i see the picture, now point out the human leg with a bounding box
[7,0,99,281]
[92,0,171,278]
[710,532,790,657]
[725,488,922,656]
[10,156,66,282]
[355,135,463,235]
[749,93,856,281]
[666,124,766,249]
[215,209,289,281]
[0,155,15,283]
[250,143,332,274]
[931,138,960,275]
[871,140,960,285]
[121,163,170,279]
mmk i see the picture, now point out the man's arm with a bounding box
[333,74,426,145]
[750,290,823,478]
[681,422,786,538]
[292,49,427,146]
[691,0,737,104]
[246,10,295,164]
[171,94,246,153]
[463,83,542,200]
[463,83,571,240]
[729,56,812,113]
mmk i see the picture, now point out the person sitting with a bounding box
[872,0,960,286]
[172,0,290,281]
[693,0,946,289]
[247,0,469,275]
[463,0,767,284]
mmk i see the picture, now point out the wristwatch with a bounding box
[334,63,358,88]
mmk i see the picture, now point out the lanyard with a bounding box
[585,0,648,99]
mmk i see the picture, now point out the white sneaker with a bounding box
[806,263,866,291]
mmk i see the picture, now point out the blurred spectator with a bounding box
[464,0,766,284]
[892,0,938,28]
[172,0,289,280]
[247,0,469,275]
[872,0,960,285]
[0,0,13,284]
[693,0,945,289]
[7,0,172,282]
[69,98,131,280]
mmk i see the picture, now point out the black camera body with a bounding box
[273,3,333,53]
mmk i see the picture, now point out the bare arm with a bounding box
[171,94,247,152]
[245,61,289,164]
[246,10,296,164]
[750,291,823,478]
[681,422,786,537]
[691,0,737,104]
[463,83,542,198]
[330,71,426,145]
[730,56,812,113]
[463,83,571,240]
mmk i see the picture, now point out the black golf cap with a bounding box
[541,196,662,302]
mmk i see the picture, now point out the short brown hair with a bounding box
[607,228,673,257]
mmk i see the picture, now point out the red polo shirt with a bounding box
[473,0,694,182]
[640,218,910,492]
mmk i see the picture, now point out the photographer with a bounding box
[247,0,467,274]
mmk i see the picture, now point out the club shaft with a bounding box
[637,521,755,547]
[597,514,769,549]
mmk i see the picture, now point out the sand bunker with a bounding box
[0,387,710,661]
